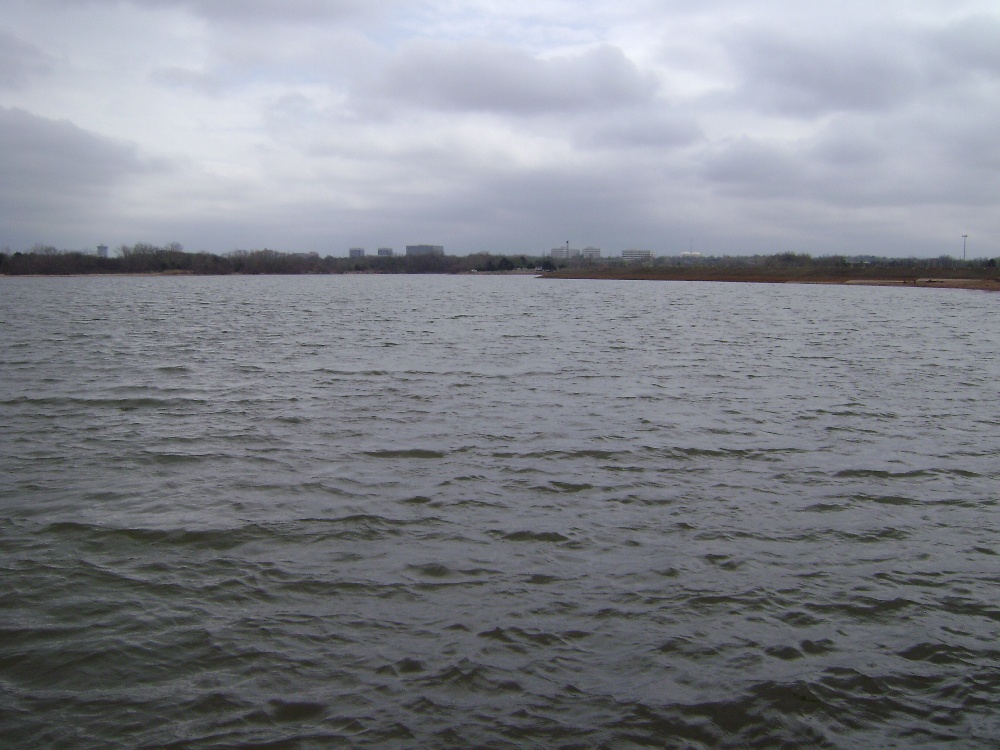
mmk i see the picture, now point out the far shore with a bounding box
[543,270,1000,292]
[4,269,999,292]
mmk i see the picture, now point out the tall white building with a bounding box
[349,247,365,258]
[622,249,654,262]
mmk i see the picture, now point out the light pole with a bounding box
[962,234,968,261]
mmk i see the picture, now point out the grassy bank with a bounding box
[544,262,1000,290]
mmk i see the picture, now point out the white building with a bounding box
[622,249,654,262]
[97,244,109,258]
[405,244,444,256]
[377,247,393,257]
[550,247,582,259]
[349,247,365,258]
[582,247,602,259]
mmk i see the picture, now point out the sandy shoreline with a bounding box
[837,277,1000,291]
[543,272,1000,292]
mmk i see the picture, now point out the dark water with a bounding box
[2,274,998,748]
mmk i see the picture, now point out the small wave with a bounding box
[1,395,199,410]
[407,563,454,578]
[500,530,570,543]
[896,642,982,666]
[415,660,523,694]
[477,625,576,648]
[809,595,916,622]
[39,514,437,550]
[364,449,447,459]
[834,528,909,543]
[401,495,433,505]
[377,657,426,676]
[266,699,327,723]
[41,520,264,551]
[835,467,980,479]
[523,573,562,584]
[541,481,593,493]
[853,493,918,506]
[801,502,848,513]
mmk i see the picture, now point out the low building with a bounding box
[406,244,444,256]
[349,247,365,258]
[622,249,654,262]
[377,247,393,257]
[582,247,602,259]
[550,247,582,259]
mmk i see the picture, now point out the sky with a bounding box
[1,0,998,258]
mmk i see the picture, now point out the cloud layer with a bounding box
[1,0,997,256]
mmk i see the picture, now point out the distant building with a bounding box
[405,244,444,256]
[349,247,365,258]
[97,244,109,258]
[622,249,654,262]
[377,247,394,257]
[550,247,582,259]
[582,247,602,259]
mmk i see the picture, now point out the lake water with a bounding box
[2,274,998,748]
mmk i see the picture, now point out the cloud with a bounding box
[150,66,225,95]
[0,107,151,244]
[727,27,923,116]
[369,41,658,114]
[47,0,377,24]
[930,14,1000,76]
[0,30,55,89]
[578,112,704,150]
[703,137,801,195]
[1,1,999,256]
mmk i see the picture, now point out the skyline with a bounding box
[2,1,998,258]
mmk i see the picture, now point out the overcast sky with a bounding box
[2,0,998,257]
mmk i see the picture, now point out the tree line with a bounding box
[0,243,556,276]
[1,243,995,277]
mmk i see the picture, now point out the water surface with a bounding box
[2,275,998,748]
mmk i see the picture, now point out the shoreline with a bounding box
[542,271,1000,292]
[4,271,999,291]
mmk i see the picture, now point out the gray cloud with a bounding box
[930,15,1000,75]
[728,27,923,115]
[370,42,658,115]
[578,112,704,150]
[151,66,226,96]
[703,137,801,195]
[0,107,150,245]
[47,0,375,23]
[0,30,55,89]
[1,1,998,257]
